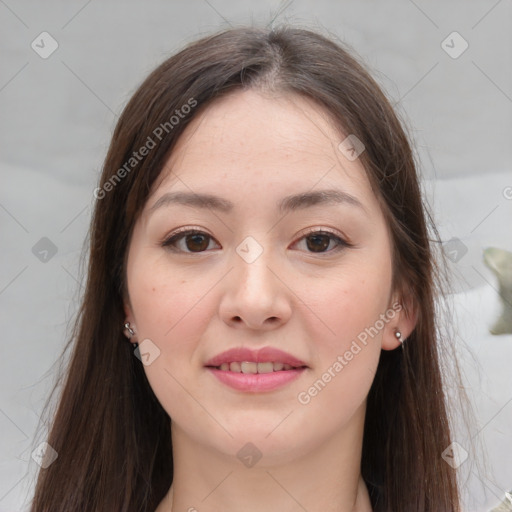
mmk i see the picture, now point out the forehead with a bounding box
[146,89,380,216]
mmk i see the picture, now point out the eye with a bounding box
[292,230,351,254]
[162,229,220,253]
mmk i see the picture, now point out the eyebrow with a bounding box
[148,189,367,216]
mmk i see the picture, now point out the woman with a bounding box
[30,26,462,511]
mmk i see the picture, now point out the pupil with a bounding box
[186,234,209,252]
[307,234,329,252]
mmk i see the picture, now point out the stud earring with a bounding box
[395,329,405,348]
[124,322,134,337]
[123,322,138,348]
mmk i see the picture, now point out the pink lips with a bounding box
[204,346,308,392]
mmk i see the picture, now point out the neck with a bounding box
[156,405,372,512]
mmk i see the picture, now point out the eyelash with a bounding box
[161,227,352,255]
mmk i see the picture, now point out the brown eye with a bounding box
[185,233,210,252]
[162,230,219,253]
[305,233,331,252]
[293,230,350,254]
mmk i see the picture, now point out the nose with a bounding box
[218,247,292,331]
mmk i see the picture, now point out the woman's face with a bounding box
[124,90,409,464]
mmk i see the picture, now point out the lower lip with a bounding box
[206,367,306,392]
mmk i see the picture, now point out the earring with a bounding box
[123,322,138,348]
[395,329,405,348]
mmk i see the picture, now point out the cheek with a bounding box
[128,260,219,418]
[292,252,393,423]
[301,260,393,352]
[128,253,216,343]
[294,273,387,428]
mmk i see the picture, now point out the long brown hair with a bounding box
[30,26,461,511]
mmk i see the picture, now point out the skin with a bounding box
[124,89,417,512]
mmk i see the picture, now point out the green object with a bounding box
[490,490,512,511]
[483,248,512,335]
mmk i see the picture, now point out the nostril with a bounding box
[229,315,280,327]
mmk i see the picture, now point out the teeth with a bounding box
[257,362,274,374]
[241,361,258,374]
[230,361,241,372]
[216,361,301,373]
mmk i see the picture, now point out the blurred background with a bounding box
[1,1,511,510]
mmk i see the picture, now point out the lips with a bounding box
[204,347,309,392]
[204,346,308,371]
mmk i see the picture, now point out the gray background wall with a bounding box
[1,1,511,511]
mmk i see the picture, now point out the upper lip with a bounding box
[204,347,308,368]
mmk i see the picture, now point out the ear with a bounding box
[381,290,418,351]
